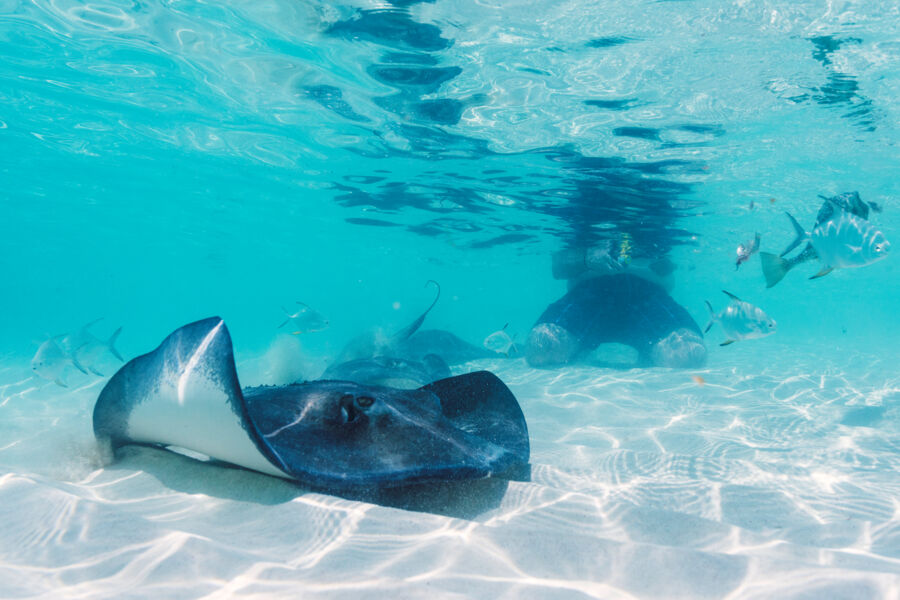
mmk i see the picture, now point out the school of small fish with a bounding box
[719,190,890,348]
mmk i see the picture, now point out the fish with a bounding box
[483,324,518,356]
[691,375,705,386]
[735,233,760,270]
[761,191,877,287]
[93,317,529,494]
[704,291,776,346]
[763,208,890,282]
[61,319,123,377]
[31,335,87,387]
[278,302,329,334]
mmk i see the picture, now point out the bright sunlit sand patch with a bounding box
[2,347,900,598]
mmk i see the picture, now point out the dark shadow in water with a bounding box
[315,2,712,256]
[110,445,521,519]
[840,406,886,428]
[303,84,370,123]
[777,36,876,131]
[586,36,636,48]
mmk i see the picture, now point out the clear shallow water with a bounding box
[2,0,900,597]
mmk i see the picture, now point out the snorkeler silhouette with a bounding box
[526,244,707,369]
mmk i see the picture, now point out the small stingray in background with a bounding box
[483,324,518,356]
[32,335,87,387]
[61,318,123,376]
[704,291,776,346]
[278,302,329,334]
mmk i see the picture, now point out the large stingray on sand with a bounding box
[93,317,529,492]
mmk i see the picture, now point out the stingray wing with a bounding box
[421,371,530,471]
[92,317,288,478]
[243,373,530,490]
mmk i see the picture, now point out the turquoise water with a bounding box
[2,1,900,597]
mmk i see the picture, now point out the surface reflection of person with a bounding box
[526,242,707,369]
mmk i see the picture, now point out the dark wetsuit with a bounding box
[532,273,704,366]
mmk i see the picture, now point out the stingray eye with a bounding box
[356,396,375,408]
[339,394,359,424]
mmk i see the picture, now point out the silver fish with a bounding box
[704,291,776,346]
[61,319,123,377]
[483,324,517,356]
[761,191,880,287]
[782,209,890,279]
[278,302,329,334]
[735,233,760,270]
[31,335,87,387]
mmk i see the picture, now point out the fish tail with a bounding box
[107,327,123,361]
[780,212,808,257]
[703,301,715,334]
[760,252,791,288]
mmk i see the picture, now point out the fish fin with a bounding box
[107,327,123,361]
[89,367,105,377]
[703,301,715,333]
[70,348,89,374]
[54,378,68,388]
[722,290,742,302]
[719,340,735,347]
[810,266,834,280]
[780,212,808,257]
[392,280,441,341]
[760,252,791,288]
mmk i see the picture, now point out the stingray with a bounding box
[93,317,529,492]
[317,354,451,389]
[335,280,505,366]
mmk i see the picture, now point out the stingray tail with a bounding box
[760,252,791,288]
[393,280,441,340]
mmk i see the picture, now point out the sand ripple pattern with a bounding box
[2,346,900,599]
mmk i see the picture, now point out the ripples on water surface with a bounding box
[1,0,899,598]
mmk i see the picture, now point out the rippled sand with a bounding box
[2,348,899,599]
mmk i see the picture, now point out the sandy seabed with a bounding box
[2,346,899,599]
